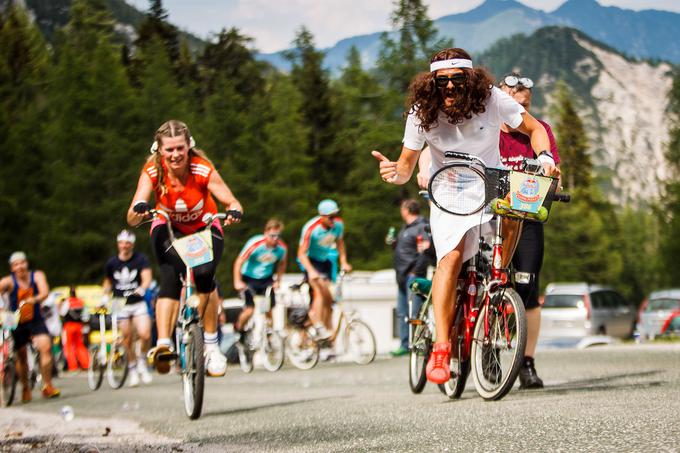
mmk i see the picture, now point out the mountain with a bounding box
[479,27,674,206]
[2,0,205,51]
[258,0,680,73]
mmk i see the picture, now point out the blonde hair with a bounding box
[265,218,284,231]
[147,120,213,196]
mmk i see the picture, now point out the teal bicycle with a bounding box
[134,202,240,419]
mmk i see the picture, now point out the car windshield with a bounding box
[543,294,584,309]
[647,298,680,311]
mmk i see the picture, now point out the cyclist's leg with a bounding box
[151,225,184,350]
[501,218,523,268]
[236,287,255,331]
[131,310,152,359]
[426,241,464,384]
[432,243,464,344]
[32,332,55,389]
[62,322,79,371]
[194,225,224,336]
[118,316,135,364]
[512,222,544,388]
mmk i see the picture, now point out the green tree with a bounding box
[659,69,680,287]
[285,27,339,193]
[543,82,623,290]
[552,81,593,191]
[40,0,142,284]
[377,0,451,94]
[0,4,50,262]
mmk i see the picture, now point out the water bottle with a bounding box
[386,226,397,245]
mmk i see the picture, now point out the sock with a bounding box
[157,337,172,348]
[204,332,218,346]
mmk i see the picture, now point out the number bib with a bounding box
[173,230,214,268]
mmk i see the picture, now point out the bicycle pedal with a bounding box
[156,352,178,362]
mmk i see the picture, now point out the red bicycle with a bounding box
[427,151,569,400]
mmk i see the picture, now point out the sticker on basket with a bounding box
[174,230,214,268]
[509,172,551,213]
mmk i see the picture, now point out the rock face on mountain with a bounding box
[480,27,674,205]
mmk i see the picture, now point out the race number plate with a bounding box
[508,172,552,213]
[173,230,214,268]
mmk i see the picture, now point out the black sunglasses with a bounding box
[434,74,467,88]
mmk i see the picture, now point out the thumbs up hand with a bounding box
[372,150,399,184]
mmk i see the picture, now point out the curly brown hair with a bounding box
[405,48,495,133]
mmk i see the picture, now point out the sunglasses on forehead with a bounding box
[434,74,467,88]
[503,75,534,89]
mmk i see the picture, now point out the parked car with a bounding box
[540,283,635,343]
[637,289,680,340]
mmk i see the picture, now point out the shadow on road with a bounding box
[203,394,353,418]
[524,370,666,396]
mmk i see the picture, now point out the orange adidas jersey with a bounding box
[143,155,218,234]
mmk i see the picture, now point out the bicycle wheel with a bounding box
[344,320,376,365]
[182,323,205,420]
[87,347,104,391]
[262,328,284,372]
[285,328,319,370]
[409,303,432,394]
[107,344,129,389]
[470,289,527,401]
[1,349,16,407]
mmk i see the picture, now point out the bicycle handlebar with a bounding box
[552,192,571,203]
[133,201,242,223]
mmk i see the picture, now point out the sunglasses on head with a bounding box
[434,74,467,88]
[503,75,534,89]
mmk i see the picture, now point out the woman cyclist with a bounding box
[373,48,559,384]
[127,120,242,377]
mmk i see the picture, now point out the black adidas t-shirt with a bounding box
[105,252,151,304]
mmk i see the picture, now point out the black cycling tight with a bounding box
[151,225,223,300]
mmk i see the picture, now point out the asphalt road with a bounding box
[2,343,679,452]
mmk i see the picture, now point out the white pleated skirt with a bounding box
[430,204,493,264]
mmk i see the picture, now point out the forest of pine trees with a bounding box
[0,0,675,303]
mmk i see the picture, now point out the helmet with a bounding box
[317,199,340,216]
[288,307,309,327]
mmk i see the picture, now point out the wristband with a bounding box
[537,151,555,165]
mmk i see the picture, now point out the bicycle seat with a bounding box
[410,278,432,297]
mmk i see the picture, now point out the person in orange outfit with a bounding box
[58,286,89,372]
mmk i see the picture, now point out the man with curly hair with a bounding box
[372,48,559,384]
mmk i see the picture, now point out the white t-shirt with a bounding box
[402,87,525,263]
[403,86,525,171]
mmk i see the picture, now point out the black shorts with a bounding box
[241,276,276,308]
[304,258,333,281]
[151,224,224,300]
[512,221,544,310]
[12,318,50,349]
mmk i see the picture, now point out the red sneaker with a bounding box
[426,342,451,384]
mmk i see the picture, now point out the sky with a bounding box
[126,0,680,53]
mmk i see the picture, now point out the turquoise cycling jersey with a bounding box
[239,235,287,280]
[299,216,344,262]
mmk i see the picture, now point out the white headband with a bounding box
[430,59,473,72]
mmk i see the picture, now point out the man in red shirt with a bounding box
[499,73,561,389]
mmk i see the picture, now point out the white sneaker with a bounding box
[313,324,332,340]
[137,360,153,385]
[204,345,227,377]
[128,368,140,387]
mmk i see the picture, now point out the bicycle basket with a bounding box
[428,163,487,215]
[484,167,510,203]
